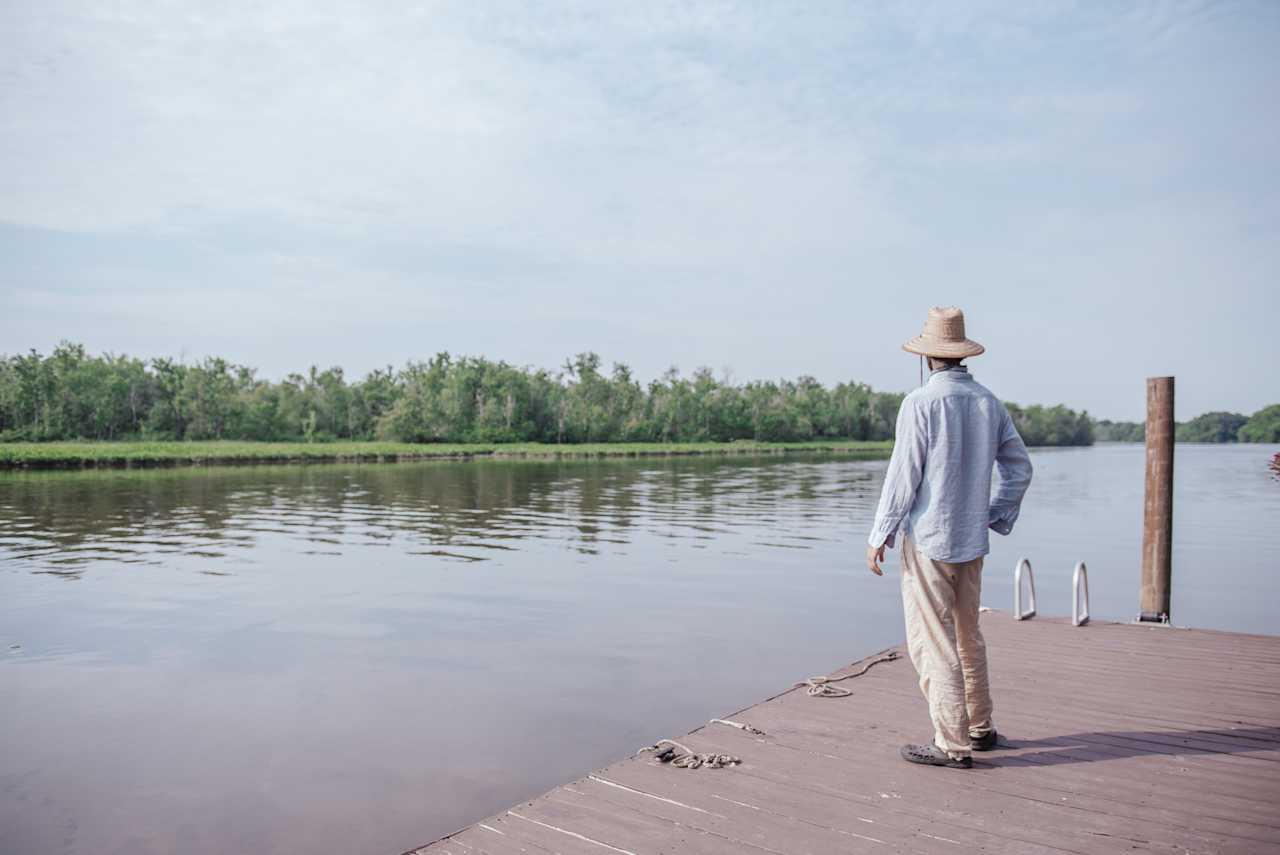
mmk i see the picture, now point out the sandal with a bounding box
[900,742,972,768]
[970,730,999,752]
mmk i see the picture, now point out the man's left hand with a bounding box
[866,543,886,576]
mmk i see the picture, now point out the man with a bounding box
[866,306,1033,769]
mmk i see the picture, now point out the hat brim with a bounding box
[902,336,985,359]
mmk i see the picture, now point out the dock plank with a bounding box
[408,616,1280,855]
[694,714,1280,844]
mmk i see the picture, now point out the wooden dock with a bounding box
[408,615,1280,855]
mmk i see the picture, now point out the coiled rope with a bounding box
[635,652,901,771]
[635,718,764,770]
[795,650,901,698]
[637,739,741,769]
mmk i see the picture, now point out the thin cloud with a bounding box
[1,1,1277,419]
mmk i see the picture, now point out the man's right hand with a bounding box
[866,543,886,576]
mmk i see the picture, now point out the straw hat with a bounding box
[902,306,985,359]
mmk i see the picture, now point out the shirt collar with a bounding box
[928,364,972,383]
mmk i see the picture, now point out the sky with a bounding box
[2,1,1277,421]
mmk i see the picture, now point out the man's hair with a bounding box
[930,357,965,368]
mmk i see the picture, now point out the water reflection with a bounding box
[0,456,901,855]
[1,446,1277,855]
[0,457,881,575]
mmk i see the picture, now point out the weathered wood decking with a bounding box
[410,615,1280,854]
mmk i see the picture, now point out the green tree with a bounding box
[145,358,189,439]
[351,367,401,438]
[1239,405,1280,443]
[1176,412,1248,443]
[179,358,242,440]
[1007,403,1094,447]
[376,353,461,442]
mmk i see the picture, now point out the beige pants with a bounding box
[900,536,994,759]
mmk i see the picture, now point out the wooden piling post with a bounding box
[1139,376,1174,623]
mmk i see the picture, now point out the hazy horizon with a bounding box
[4,2,1278,423]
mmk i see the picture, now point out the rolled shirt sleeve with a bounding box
[868,396,928,548]
[988,410,1033,535]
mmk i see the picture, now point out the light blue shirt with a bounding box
[868,366,1033,563]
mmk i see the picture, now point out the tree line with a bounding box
[1094,407,1280,444]
[1,343,1102,446]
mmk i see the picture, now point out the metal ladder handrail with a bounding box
[1014,557,1036,620]
[1072,561,1090,626]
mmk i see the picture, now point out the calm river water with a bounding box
[2,444,1277,855]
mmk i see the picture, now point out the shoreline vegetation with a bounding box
[3,345,1273,462]
[0,439,893,470]
[2,343,1096,448]
[1096,406,1280,444]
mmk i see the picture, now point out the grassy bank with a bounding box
[0,439,893,470]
